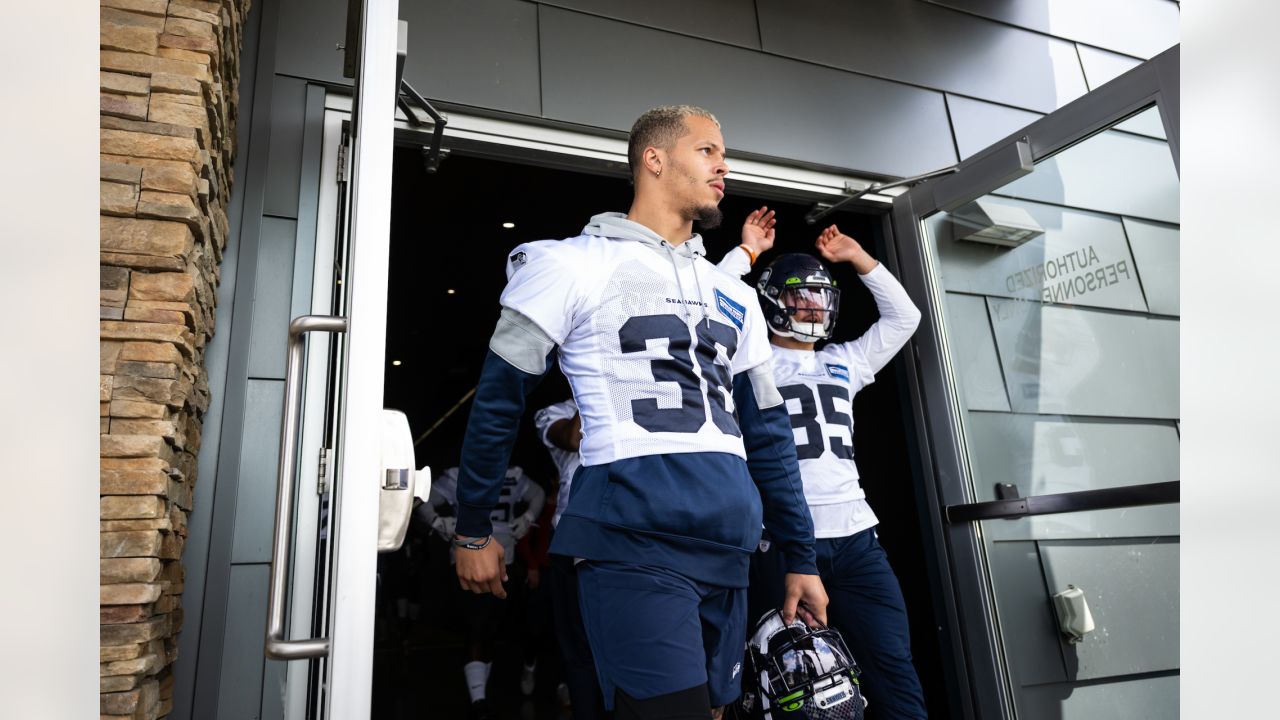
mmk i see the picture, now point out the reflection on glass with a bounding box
[920,105,1179,715]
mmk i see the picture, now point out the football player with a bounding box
[419,466,545,719]
[727,224,927,719]
[452,105,826,719]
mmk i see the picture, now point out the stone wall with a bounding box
[99,1,250,717]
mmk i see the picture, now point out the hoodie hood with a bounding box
[582,212,707,263]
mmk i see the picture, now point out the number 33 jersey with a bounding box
[501,230,772,466]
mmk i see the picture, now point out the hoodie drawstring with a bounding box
[662,240,711,328]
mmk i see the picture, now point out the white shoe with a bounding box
[520,662,537,696]
[556,682,571,706]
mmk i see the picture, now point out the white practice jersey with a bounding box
[432,465,537,563]
[770,264,921,538]
[502,234,773,466]
[534,399,582,528]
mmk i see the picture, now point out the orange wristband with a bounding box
[739,244,758,266]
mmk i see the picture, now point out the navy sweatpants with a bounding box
[548,555,607,720]
[747,528,927,719]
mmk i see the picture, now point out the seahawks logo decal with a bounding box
[826,363,850,382]
[714,288,746,330]
[509,251,528,272]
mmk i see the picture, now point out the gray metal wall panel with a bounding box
[1017,674,1179,720]
[1075,48,1168,139]
[1039,541,1180,678]
[986,299,1179,419]
[231,380,285,564]
[246,217,299,379]
[998,128,1180,224]
[987,541,1066,686]
[757,0,1088,113]
[539,6,957,177]
[260,659,285,720]
[926,0,1179,60]
[273,0,348,86]
[263,77,308,218]
[175,0,266,715]
[216,564,270,720]
[935,197,1148,313]
[400,0,542,116]
[942,293,1010,412]
[1123,218,1179,316]
[534,0,761,48]
[945,95,1041,160]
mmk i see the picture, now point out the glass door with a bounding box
[891,47,1179,719]
[264,0,400,718]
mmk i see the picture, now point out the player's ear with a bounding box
[643,147,663,178]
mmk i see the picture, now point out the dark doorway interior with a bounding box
[373,149,945,718]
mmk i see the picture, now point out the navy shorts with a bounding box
[577,561,748,710]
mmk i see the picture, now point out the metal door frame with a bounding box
[888,46,1179,719]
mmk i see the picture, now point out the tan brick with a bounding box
[101,49,212,83]
[101,496,166,521]
[119,342,184,364]
[102,266,130,307]
[101,92,149,121]
[159,33,219,57]
[149,72,202,96]
[102,252,188,273]
[128,272,195,303]
[101,530,163,558]
[101,21,159,54]
[124,306,188,326]
[101,158,143,185]
[101,128,201,164]
[148,99,210,136]
[101,674,138,693]
[101,604,153,625]
[101,7,166,32]
[101,456,169,494]
[100,653,164,678]
[103,0,169,16]
[128,156,200,193]
[112,375,184,407]
[150,91,204,108]
[100,321,193,356]
[164,17,216,41]
[102,558,163,585]
[157,47,211,66]
[101,643,145,662]
[101,217,194,258]
[102,518,172,532]
[114,360,182,380]
[101,180,139,216]
[101,70,150,96]
[102,583,164,606]
[107,399,169,420]
[101,375,114,403]
[137,190,201,225]
[101,616,169,646]
[167,4,221,25]
[100,119,197,142]
[102,342,123,374]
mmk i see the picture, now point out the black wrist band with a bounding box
[454,535,492,550]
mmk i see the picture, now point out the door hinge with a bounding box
[336,139,350,183]
[317,447,332,496]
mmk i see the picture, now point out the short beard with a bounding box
[692,204,723,230]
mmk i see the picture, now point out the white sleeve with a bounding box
[831,264,922,389]
[534,400,578,446]
[732,294,775,376]
[499,241,586,345]
[715,246,753,278]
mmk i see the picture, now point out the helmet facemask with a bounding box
[773,285,840,342]
[744,610,866,719]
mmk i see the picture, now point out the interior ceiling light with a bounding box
[947,199,1044,248]
[392,360,402,366]
[502,222,515,229]
[447,288,456,295]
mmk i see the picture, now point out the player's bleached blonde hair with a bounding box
[627,105,720,178]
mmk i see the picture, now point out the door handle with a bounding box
[266,315,348,660]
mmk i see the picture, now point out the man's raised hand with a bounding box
[816,224,878,274]
[741,206,778,256]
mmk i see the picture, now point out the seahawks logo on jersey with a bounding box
[825,363,850,382]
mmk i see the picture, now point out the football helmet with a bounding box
[741,609,866,720]
[756,254,841,342]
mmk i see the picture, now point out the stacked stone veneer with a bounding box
[99,1,250,717]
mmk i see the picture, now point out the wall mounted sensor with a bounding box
[947,199,1044,248]
[1051,584,1096,643]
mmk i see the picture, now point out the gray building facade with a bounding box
[174,1,1180,717]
